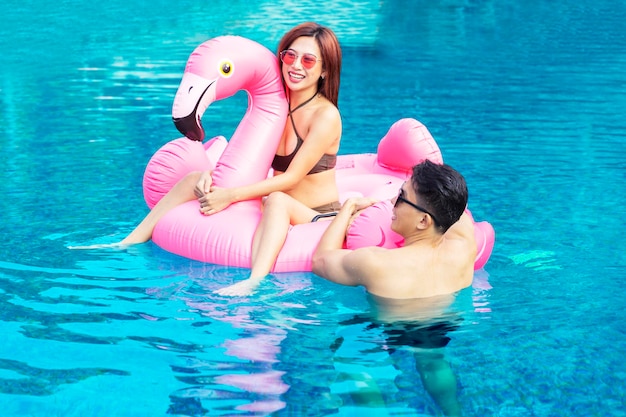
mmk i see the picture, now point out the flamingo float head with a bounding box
[376,118,443,175]
[171,36,288,188]
[172,36,286,142]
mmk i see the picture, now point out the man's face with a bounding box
[391,182,439,233]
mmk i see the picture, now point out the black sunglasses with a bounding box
[394,189,440,227]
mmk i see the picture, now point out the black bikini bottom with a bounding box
[311,201,341,222]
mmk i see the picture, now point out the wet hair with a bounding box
[277,22,342,107]
[410,160,468,233]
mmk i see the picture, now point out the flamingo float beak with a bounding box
[173,111,204,142]
[172,73,216,142]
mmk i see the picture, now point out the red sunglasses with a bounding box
[280,49,321,70]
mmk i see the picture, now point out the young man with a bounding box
[312,160,476,299]
[312,160,476,416]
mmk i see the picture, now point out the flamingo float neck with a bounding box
[171,36,289,188]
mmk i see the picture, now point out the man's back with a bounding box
[312,160,476,300]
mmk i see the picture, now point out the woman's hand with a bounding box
[194,171,213,199]
[198,187,235,215]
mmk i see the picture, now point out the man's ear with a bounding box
[415,213,430,230]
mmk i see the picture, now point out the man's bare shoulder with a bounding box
[345,245,422,298]
[444,212,475,243]
[345,245,392,268]
[342,246,403,283]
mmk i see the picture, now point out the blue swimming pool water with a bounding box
[1,1,625,416]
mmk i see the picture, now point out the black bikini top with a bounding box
[271,92,337,174]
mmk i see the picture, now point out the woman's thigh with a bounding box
[263,192,321,225]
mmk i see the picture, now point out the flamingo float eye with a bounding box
[218,60,234,78]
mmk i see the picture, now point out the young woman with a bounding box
[210,23,343,296]
[76,22,343,297]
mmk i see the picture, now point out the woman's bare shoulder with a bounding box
[313,97,340,119]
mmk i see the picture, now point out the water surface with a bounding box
[1,1,625,416]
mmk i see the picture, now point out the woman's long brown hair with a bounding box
[277,22,342,107]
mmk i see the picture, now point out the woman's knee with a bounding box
[179,171,202,186]
[186,170,203,181]
[264,191,290,209]
[170,171,203,197]
[266,191,290,203]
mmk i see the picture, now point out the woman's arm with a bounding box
[200,105,341,214]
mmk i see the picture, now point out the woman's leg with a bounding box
[70,171,202,248]
[214,192,317,296]
[120,171,203,244]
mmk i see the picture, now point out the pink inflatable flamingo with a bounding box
[142,36,495,272]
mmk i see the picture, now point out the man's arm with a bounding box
[444,211,476,245]
[312,197,378,286]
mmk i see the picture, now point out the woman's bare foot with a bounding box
[214,277,264,297]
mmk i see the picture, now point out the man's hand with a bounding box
[343,197,378,218]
